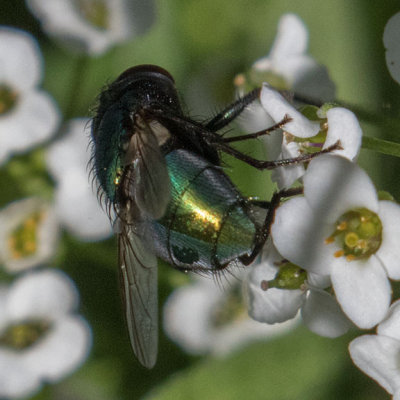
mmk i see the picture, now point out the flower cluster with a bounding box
[46,118,112,241]
[154,14,400,398]
[226,12,400,399]
[164,272,298,356]
[0,2,398,397]
[0,270,91,399]
[26,0,156,55]
[0,28,60,165]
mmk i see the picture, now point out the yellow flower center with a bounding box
[75,0,109,29]
[8,211,45,259]
[325,208,382,261]
[0,84,18,115]
[0,320,51,350]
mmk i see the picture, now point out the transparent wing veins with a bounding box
[119,221,158,368]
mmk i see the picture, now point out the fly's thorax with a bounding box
[91,65,183,204]
[147,150,259,271]
[91,103,127,203]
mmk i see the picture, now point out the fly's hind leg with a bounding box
[239,187,303,266]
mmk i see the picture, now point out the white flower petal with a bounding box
[55,170,112,241]
[307,272,331,289]
[46,118,112,241]
[349,335,400,396]
[378,299,400,341]
[0,28,41,90]
[0,270,92,396]
[301,289,351,338]
[212,316,298,356]
[22,316,92,382]
[255,14,308,66]
[26,0,155,55]
[289,58,335,103]
[7,270,79,320]
[0,287,9,332]
[260,84,320,137]
[271,163,304,190]
[271,141,305,189]
[304,155,379,223]
[247,260,304,323]
[271,196,334,274]
[163,278,221,354]
[251,13,335,103]
[11,91,60,148]
[165,272,298,356]
[237,100,275,133]
[46,118,90,179]
[247,284,303,324]
[376,200,400,280]
[323,108,362,160]
[0,28,59,164]
[383,12,400,84]
[0,349,41,399]
[0,91,60,164]
[331,257,391,329]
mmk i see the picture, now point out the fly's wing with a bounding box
[128,115,171,220]
[118,218,158,369]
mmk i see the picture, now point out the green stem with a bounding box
[362,136,400,158]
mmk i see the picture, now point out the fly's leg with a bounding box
[214,140,342,170]
[205,86,324,133]
[205,88,291,143]
[239,187,303,266]
[205,88,260,131]
[221,115,291,143]
[145,102,342,169]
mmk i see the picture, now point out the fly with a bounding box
[91,64,338,368]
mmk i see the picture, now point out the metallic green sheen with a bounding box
[93,103,125,202]
[148,150,257,270]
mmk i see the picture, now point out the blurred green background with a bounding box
[1,0,400,398]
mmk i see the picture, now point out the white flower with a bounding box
[0,198,59,273]
[349,300,400,400]
[254,13,335,103]
[260,85,362,188]
[271,155,400,329]
[235,13,335,133]
[26,0,156,55]
[383,12,400,85]
[46,118,112,241]
[0,27,60,165]
[163,272,297,356]
[0,269,92,399]
[247,241,351,338]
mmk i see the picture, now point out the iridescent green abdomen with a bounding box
[148,150,258,270]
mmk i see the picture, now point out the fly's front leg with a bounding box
[206,88,260,132]
[239,187,303,266]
